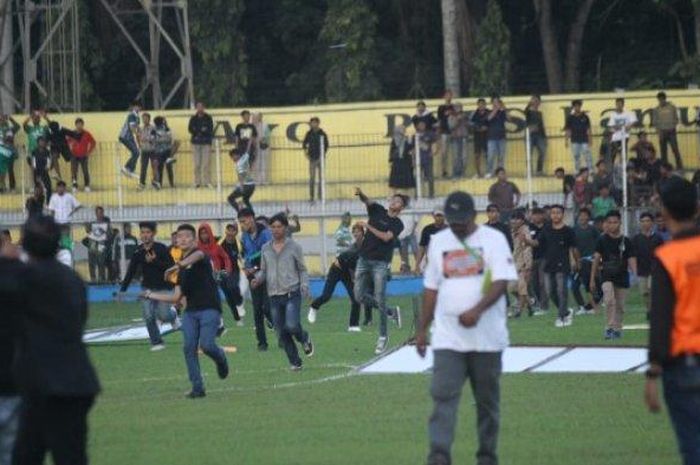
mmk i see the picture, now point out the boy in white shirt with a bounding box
[48,181,81,225]
[416,190,517,465]
[607,97,637,164]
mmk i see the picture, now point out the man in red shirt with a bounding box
[67,118,96,192]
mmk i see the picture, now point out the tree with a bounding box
[470,0,510,96]
[319,0,381,102]
[533,0,597,93]
[189,0,247,106]
[441,0,461,95]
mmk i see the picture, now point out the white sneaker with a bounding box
[484,172,493,179]
[171,315,181,331]
[347,326,361,332]
[308,307,317,324]
[236,320,245,327]
[374,336,388,355]
[236,304,246,317]
[71,187,77,194]
[532,309,547,316]
[562,313,573,327]
[150,343,166,352]
[121,167,137,178]
[84,186,91,192]
[574,306,592,316]
[554,318,564,328]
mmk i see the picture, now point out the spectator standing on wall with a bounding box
[154,116,177,189]
[416,120,437,198]
[0,113,19,191]
[486,96,512,178]
[44,113,80,183]
[448,103,469,178]
[85,206,111,283]
[470,98,489,178]
[23,110,49,176]
[652,91,683,170]
[235,110,257,164]
[30,136,53,202]
[565,99,593,172]
[67,118,96,193]
[524,94,547,176]
[437,90,455,178]
[302,117,329,203]
[188,102,214,189]
[388,124,415,192]
[119,100,142,179]
[607,97,637,165]
[137,112,157,190]
[0,133,17,193]
[412,100,438,130]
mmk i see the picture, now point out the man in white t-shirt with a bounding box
[47,180,81,224]
[607,97,637,164]
[416,190,517,465]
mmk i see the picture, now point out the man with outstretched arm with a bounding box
[118,221,179,351]
[416,191,517,465]
[353,187,405,355]
[142,224,229,399]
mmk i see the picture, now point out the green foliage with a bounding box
[189,0,247,106]
[77,0,106,110]
[319,0,382,102]
[669,55,700,85]
[470,0,510,97]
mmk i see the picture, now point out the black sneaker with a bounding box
[303,337,314,357]
[216,359,229,380]
[266,319,274,330]
[612,330,622,339]
[257,343,268,352]
[604,328,614,340]
[185,390,206,399]
[216,325,227,338]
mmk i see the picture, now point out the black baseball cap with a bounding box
[444,191,476,224]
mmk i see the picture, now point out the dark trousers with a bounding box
[139,150,155,185]
[663,362,700,465]
[7,158,15,190]
[250,279,271,347]
[421,158,435,198]
[34,170,52,204]
[309,159,321,201]
[428,350,501,465]
[220,272,243,321]
[156,150,174,187]
[530,133,547,174]
[545,271,568,318]
[70,157,90,187]
[12,395,94,465]
[530,259,548,309]
[659,129,684,169]
[311,265,371,327]
[228,184,256,212]
[119,137,140,172]
[270,291,308,367]
[571,260,602,307]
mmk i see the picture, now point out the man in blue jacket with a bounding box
[238,208,273,350]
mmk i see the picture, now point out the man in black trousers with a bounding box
[11,215,100,465]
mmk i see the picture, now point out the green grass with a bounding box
[85,292,679,465]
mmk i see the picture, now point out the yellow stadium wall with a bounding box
[10,89,700,192]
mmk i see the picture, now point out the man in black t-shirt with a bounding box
[485,204,513,250]
[415,208,448,273]
[118,221,179,350]
[354,187,405,355]
[591,210,637,340]
[302,117,330,203]
[234,110,258,160]
[537,204,580,327]
[564,99,593,172]
[143,224,229,399]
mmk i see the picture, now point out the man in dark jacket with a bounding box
[302,117,329,203]
[11,215,100,465]
[188,102,214,188]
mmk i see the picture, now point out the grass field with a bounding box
[85,291,679,465]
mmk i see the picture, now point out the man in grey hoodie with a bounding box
[252,213,314,370]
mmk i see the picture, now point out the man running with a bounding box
[220,223,246,326]
[253,213,313,370]
[238,207,273,351]
[143,224,229,398]
[353,187,405,354]
[118,221,179,351]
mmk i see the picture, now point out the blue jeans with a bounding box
[119,136,140,172]
[486,139,506,174]
[181,309,227,393]
[269,291,308,367]
[663,362,700,465]
[0,396,20,465]
[142,293,177,346]
[571,142,593,172]
[354,257,390,337]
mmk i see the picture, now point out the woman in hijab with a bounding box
[388,124,415,193]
